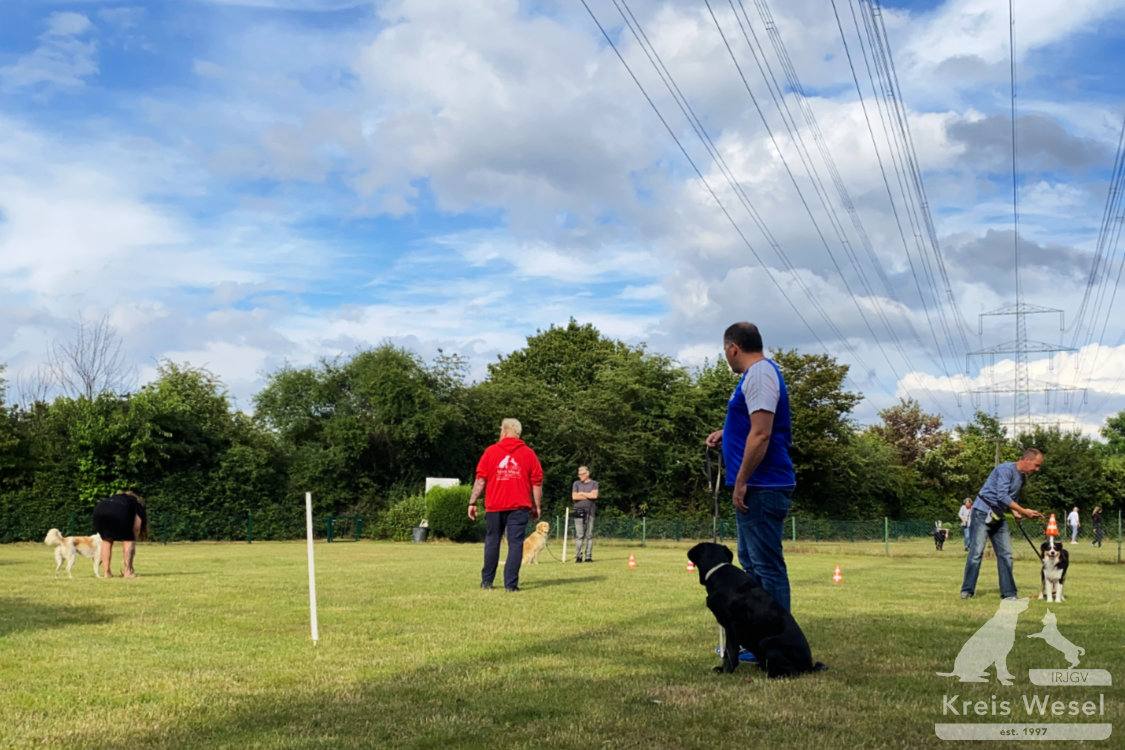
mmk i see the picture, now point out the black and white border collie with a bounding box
[1038,537,1069,603]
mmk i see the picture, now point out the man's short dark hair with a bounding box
[724,322,763,353]
[1022,447,1042,460]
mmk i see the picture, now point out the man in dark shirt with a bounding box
[571,466,598,563]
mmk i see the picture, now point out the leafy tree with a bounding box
[871,398,944,467]
[834,431,910,518]
[1100,410,1125,456]
[770,349,862,517]
[0,366,24,495]
[475,322,722,518]
[1016,426,1109,516]
[254,345,474,516]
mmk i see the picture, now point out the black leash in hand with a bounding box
[1013,517,1045,561]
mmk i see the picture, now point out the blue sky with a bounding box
[3,0,1125,437]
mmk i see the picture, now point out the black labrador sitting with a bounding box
[687,542,826,678]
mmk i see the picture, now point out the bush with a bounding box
[427,484,483,542]
[375,494,427,541]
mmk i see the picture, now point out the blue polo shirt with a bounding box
[972,462,1026,515]
[722,359,795,489]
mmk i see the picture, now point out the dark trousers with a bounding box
[482,508,530,590]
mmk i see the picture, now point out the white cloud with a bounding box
[0,12,98,92]
[2,0,1124,437]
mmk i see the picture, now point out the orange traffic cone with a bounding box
[686,559,695,572]
[832,565,843,583]
[1046,514,1059,537]
[628,553,637,568]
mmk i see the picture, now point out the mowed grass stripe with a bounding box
[1,539,1121,749]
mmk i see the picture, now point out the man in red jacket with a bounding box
[468,418,543,591]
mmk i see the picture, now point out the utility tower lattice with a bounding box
[961,303,1084,432]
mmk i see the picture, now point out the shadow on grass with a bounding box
[522,575,605,589]
[0,597,116,637]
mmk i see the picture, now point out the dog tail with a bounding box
[44,528,65,547]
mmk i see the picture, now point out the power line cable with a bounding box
[730,0,965,417]
[578,0,873,392]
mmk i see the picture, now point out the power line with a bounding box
[578,0,872,392]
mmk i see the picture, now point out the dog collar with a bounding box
[704,562,729,581]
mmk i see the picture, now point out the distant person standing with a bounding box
[959,449,1046,600]
[705,321,796,612]
[958,498,973,551]
[1091,506,1104,548]
[92,490,148,578]
[1067,506,1080,544]
[571,466,598,563]
[468,418,543,592]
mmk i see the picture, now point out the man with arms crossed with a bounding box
[571,466,598,563]
[705,322,796,612]
[959,449,1045,599]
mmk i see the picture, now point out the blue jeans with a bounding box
[735,487,793,612]
[961,525,970,549]
[482,508,529,590]
[961,508,1017,598]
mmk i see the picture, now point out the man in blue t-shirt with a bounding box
[705,322,796,612]
[959,449,1045,600]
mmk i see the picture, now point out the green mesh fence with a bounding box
[47,510,1116,550]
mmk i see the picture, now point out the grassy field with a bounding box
[1,537,1121,749]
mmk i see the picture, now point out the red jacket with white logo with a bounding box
[475,437,543,512]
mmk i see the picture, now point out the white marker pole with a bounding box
[562,507,570,562]
[305,491,319,645]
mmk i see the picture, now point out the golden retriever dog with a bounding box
[522,521,550,564]
[44,528,103,578]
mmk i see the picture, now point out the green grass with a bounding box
[1,538,1121,749]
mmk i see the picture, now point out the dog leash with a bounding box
[1014,517,1045,561]
[704,447,722,544]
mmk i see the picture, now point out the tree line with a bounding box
[2,320,1123,542]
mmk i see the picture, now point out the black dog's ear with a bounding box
[723,546,734,563]
[687,543,702,565]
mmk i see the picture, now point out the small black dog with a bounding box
[932,523,948,551]
[1038,538,1069,603]
[687,542,826,678]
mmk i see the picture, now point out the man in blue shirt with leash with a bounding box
[706,321,796,613]
[959,449,1046,600]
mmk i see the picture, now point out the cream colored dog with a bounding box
[522,521,550,564]
[44,528,103,578]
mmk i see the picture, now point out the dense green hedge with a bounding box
[374,494,428,542]
[426,484,484,542]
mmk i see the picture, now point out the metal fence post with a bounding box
[247,512,253,544]
[791,516,796,542]
[884,517,889,556]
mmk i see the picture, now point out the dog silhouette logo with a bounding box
[937,598,1028,685]
[1028,609,1085,669]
